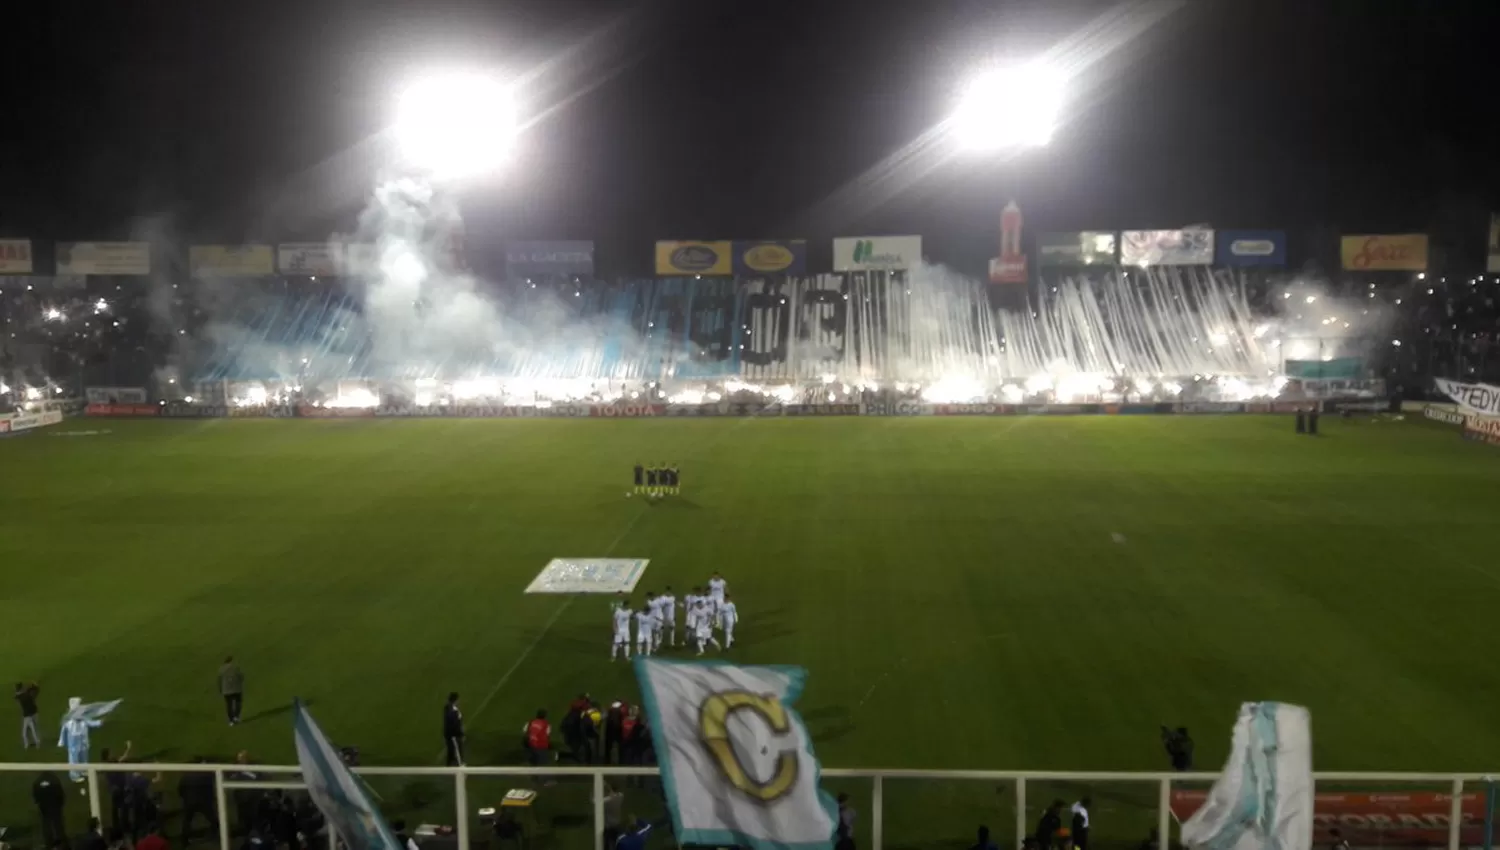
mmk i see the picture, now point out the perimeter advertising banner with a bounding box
[832,235,922,271]
[1216,230,1287,266]
[1120,229,1215,266]
[656,241,733,275]
[277,243,342,276]
[989,201,1027,284]
[1037,232,1117,267]
[1340,234,1428,271]
[0,239,33,273]
[57,242,151,275]
[1488,214,1500,274]
[506,240,595,278]
[732,240,807,275]
[190,245,275,277]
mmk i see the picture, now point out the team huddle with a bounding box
[612,573,737,658]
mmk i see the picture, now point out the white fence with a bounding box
[0,762,1491,850]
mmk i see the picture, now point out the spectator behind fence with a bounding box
[1161,726,1193,771]
[1035,800,1065,850]
[971,825,998,850]
[33,770,67,849]
[1071,797,1091,850]
[177,759,219,846]
[77,817,107,850]
[601,783,624,849]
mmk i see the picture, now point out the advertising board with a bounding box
[1215,230,1286,266]
[277,243,342,276]
[1340,234,1428,271]
[732,240,807,275]
[0,239,33,273]
[655,241,732,276]
[505,241,595,278]
[1120,229,1214,266]
[832,236,922,272]
[1037,232,1117,267]
[57,242,151,275]
[190,245,275,277]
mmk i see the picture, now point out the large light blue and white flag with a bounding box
[293,700,403,850]
[634,658,836,850]
[1182,702,1313,850]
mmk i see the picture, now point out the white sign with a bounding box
[1120,228,1214,267]
[8,410,63,431]
[278,243,343,276]
[832,235,922,271]
[0,239,33,273]
[57,242,151,275]
[525,558,649,594]
[1434,378,1500,417]
[86,387,147,404]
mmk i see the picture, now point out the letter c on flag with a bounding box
[698,690,798,802]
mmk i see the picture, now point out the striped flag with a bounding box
[634,658,836,850]
[294,700,403,850]
[1181,702,1312,850]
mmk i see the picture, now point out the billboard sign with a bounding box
[190,245,275,277]
[1037,232,1117,267]
[1340,234,1428,271]
[1120,229,1214,266]
[1488,214,1500,273]
[832,235,922,271]
[278,243,342,276]
[1216,230,1286,266]
[732,240,807,275]
[505,240,595,278]
[656,241,732,275]
[989,201,1027,284]
[57,242,151,275]
[0,239,32,273]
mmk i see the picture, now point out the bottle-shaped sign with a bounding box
[989,200,1028,284]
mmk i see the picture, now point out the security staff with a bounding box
[523,710,551,766]
[444,692,465,766]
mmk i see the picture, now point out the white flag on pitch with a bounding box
[634,658,836,850]
[294,700,404,850]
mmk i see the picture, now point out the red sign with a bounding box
[1171,790,1490,847]
[989,201,1027,284]
[86,403,159,417]
[0,419,9,433]
[590,403,663,418]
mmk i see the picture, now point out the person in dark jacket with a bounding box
[581,701,601,764]
[100,743,135,838]
[971,825,999,850]
[1070,797,1091,850]
[1035,800,1065,850]
[76,817,107,850]
[33,771,67,848]
[16,681,41,748]
[177,760,219,846]
[444,692,465,766]
[603,702,625,764]
[1161,726,1193,771]
[218,657,244,726]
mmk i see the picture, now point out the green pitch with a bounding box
[2,414,1497,848]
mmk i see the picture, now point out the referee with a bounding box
[443,692,465,766]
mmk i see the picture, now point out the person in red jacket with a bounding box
[523,710,551,766]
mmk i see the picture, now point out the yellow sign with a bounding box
[655,240,732,276]
[189,245,275,277]
[1340,234,1428,271]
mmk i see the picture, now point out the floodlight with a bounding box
[952,63,1065,150]
[394,72,517,178]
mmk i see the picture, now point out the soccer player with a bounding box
[634,606,656,657]
[659,586,679,647]
[632,462,644,495]
[645,465,658,497]
[708,573,727,626]
[720,594,738,648]
[611,603,633,661]
[658,461,671,497]
[667,462,680,495]
[693,596,721,655]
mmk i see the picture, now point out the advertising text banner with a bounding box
[56,242,151,275]
[506,240,595,278]
[1216,230,1286,266]
[832,235,922,271]
[1037,232,1117,267]
[1120,229,1215,266]
[731,240,807,275]
[655,241,732,276]
[1340,234,1428,271]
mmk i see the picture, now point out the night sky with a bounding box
[2,0,1496,277]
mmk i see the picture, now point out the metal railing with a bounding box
[0,762,1489,850]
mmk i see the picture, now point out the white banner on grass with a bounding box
[634,658,836,850]
[295,700,403,850]
[1434,378,1500,417]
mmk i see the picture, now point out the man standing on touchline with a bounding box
[219,657,244,726]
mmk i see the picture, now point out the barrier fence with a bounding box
[0,762,1491,850]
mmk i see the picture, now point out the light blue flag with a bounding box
[1182,702,1312,850]
[634,658,836,850]
[293,700,403,850]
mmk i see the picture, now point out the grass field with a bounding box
[2,413,1498,849]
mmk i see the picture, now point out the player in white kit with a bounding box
[708,573,728,627]
[658,586,679,647]
[719,594,738,648]
[692,596,720,655]
[635,606,657,657]
[684,588,700,634]
[611,603,633,661]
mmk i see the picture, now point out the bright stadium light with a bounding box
[952,62,1065,150]
[394,72,517,179]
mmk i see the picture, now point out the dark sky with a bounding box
[3,0,1497,276]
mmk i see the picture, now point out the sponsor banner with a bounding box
[1215,230,1286,266]
[1340,234,1428,271]
[863,401,935,416]
[664,403,735,416]
[277,243,342,276]
[190,245,274,277]
[989,201,1027,284]
[1463,413,1500,445]
[161,403,229,418]
[1245,400,1316,414]
[339,243,379,276]
[1322,398,1391,414]
[732,240,808,275]
[1172,790,1491,848]
[57,242,151,275]
[832,235,922,272]
[1047,404,1093,415]
[1037,231,1117,267]
[1489,214,1500,274]
[1433,378,1500,417]
[656,241,732,276]
[1120,228,1214,266]
[783,403,861,416]
[1176,401,1247,414]
[934,403,1006,416]
[1422,406,1464,426]
[297,405,375,419]
[230,405,294,418]
[0,419,8,433]
[1104,403,1170,414]
[85,403,158,417]
[0,239,33,273]
[8,410,64,431]
[590,402,665,418]
[85,386,148,404]
[505,240,595,278]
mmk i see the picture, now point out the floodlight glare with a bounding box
[395,72,517,178]
[952,63,1065,150]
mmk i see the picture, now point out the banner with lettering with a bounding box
[1120,229,1214,266]
[656,241,733,276]
[278,243,343,276]
[732,241,807,275]
[190,245,275,277]
[506,240,595,278]
[1037,232,1117,267]
[57,242,151,275]
[1216,230,1286,266]
[0,239,33,273]
[1340,234,1428,272]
